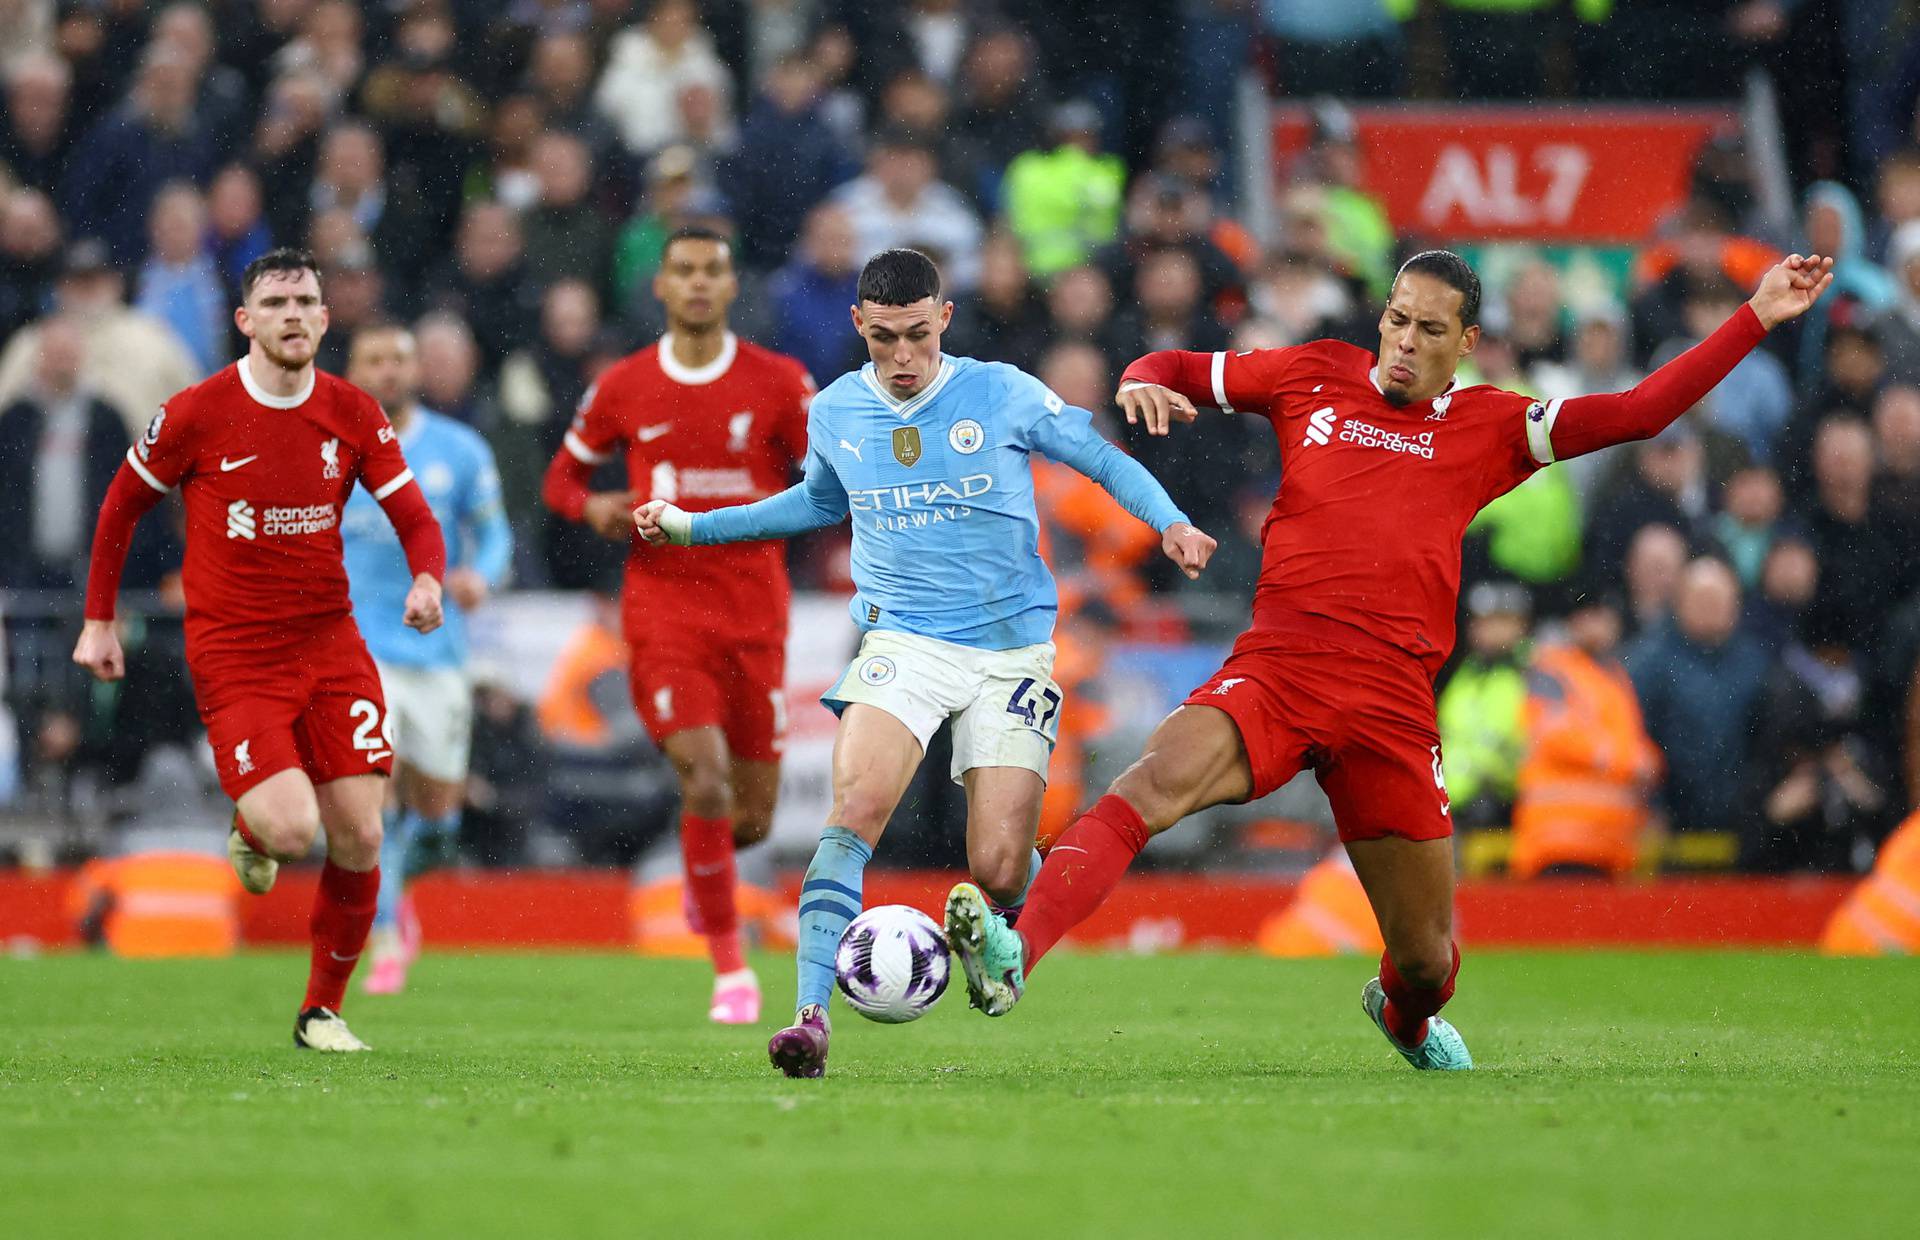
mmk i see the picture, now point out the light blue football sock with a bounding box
[408,809,463,880]
[994,848,1046,926]
[794,826,873,1015]
[373,807,417,934]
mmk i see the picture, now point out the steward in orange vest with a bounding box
[1822,811,1920,955]
[1512,597,1663,879]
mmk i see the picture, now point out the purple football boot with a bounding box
[767,1004,831,1078]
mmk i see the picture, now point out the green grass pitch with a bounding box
[2,949,1916,1239]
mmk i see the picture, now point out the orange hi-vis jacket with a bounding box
[1822,811,1920,955]
[1256,850,1384,957]
[1510,644,1662,879]
[68,852,241,957]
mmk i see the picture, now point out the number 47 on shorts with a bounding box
[1005,677,1062,741]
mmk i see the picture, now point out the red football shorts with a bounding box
[1183,626,1451,843]
[192,618,393,801]
[629,641,788,763]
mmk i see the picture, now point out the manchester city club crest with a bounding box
[892,426,922,467]
[948,419,984,454]
[859,656,897,686]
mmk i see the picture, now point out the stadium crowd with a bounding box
[3,0,1919,877]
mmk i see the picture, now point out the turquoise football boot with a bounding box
[944,883,1025,1017]
[1362,977,1473,1070]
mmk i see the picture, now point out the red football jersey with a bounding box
[1202,339,1541,672]
[562,332,813,647]
[127,362,413,660]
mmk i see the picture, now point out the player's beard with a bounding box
[257,329,314,372]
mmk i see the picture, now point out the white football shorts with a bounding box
[822,630,1061,784]
[373,661,474,784]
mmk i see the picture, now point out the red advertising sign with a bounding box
[1272,105,1740,244]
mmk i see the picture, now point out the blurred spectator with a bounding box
[1046,264,1128,367]
[1631,198,1782,365]
[1511,592,1663,879]
[1531,303,1643,502]
[1776,322,1889,497]
[1749,608,1894,872]
[952,25,1049,208]
[313,243,387,376]
[724,52,859,271]
[1881,220,1920,385]
[0,187,61,344]
[1627,557,1771,832]
[471,94,548,212]
[0,0,54,74]
[768,204,865,382]
[595,0,733,158]
[1437,581,1533,829]
[804,24,867,153]
[360,40,486,270]
[270,0,364,104]
[135,181,225,377]
[1095,174,1244,316]
[1112,247,1227,359]
[743,0,819,90]
[425,202,538,372]
[527,33,621,163]
[150,1,249,154]
[251,67,334,237]
[949,232,1047,371]
[1491,261,1566,370]
[310,122,435,290]
[205,164,272,299]
[1747,535,1821,656]
[611,145,719,317]
[1796,181,1898,384]
[59,47,217,264]
[1623,522,1689,637]
[523,130,616,297]
[1002,100,1125,279]
[879,68,989,207]
[1289,103,1394,298]
[830,128,984,292]
[1247,251,1358,348]
[414,312,494,429]
[0,316,128,589]
[1711,466,1789,589]
[1873,385,1920,557]
[0,50,73,193]
[1585,421,1714,588]
[1259,1,1404,98]
[1662,275,1794,464]
[0,239,198,439]
[1798,415,1906,646]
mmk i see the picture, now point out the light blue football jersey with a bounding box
[342,408,512,667]
[693,354,1186,650]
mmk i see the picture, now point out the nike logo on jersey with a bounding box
[839,437,866,461]
[219,455,258,472]
[366,750,392,763]
[636,424,672,442]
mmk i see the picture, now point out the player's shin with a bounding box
[1016,795,1152,972]
[794,827,872,1015]
[371,807,414,936]
[681,814,745,974]
[1379,941,1461,1048]
[992,848,1045,927]
[306,860,380,1012]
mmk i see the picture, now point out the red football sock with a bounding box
[1015,795,1151,973]
[304,861,379,1012]
[232,810,268,858]
[681,815,745,974]
[1379,941,1461,1048]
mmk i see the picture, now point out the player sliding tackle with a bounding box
[945,249,1834,1071]
[74,249,447,1052]
[637,248,1215,1077]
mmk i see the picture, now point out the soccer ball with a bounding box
[834,905,950,1023]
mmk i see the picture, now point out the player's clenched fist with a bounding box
[72,619,126,682]
[403,573,444,634]
[1161,522,1217,580]
[1117,382,1199,436]
[635,499,693,546]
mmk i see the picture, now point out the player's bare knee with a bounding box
[256,808,320,860]
[1387,936,1455,990]
[733,813,773,847]
[680,768,733,820]
[325,815,383,870]
[1108,761,1188,834]
[970,847,1029,906]
[830,786,894,838]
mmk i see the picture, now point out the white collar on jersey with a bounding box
[658,331,738,385]
[859,354,955,420]
[235,356,316,409]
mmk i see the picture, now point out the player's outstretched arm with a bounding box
[74,465,167,682]
[1544,254,1834,463]
[1115,350,1214,435]
[637,458,850,548]
[1028,398,1217,579]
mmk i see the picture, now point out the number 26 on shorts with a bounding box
[1004,676,1063,742]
